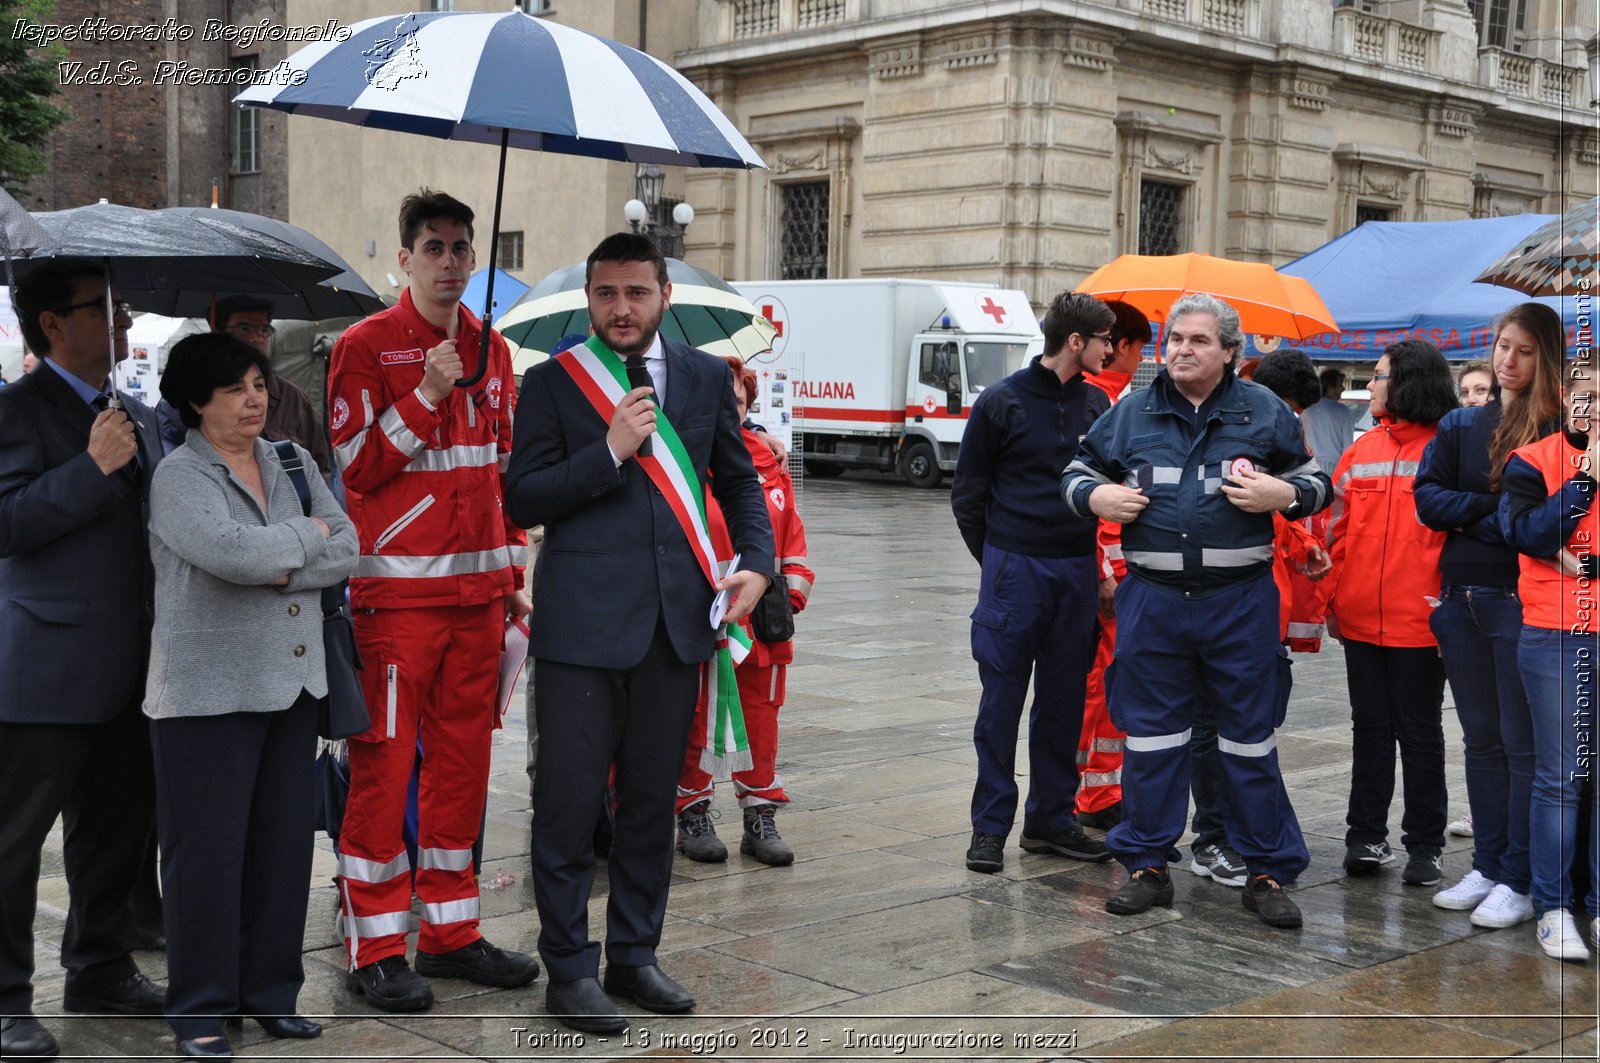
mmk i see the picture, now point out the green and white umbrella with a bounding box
[499,257,777,373]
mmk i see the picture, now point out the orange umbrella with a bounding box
[1077,252,1339,341]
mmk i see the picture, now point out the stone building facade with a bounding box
[17,0,291,217]
[674,0,1599,305]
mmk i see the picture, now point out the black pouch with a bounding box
[750,572,795,643]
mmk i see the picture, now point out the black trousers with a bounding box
[531,619,700,982]
[151,694,317,1040]
[0,702,155,1014]
[1343,640,1448,851]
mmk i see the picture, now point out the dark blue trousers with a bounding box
[1106,572,1309,881]
[969,544,1098,835]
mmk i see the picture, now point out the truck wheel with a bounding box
[901,441,942,488]
[804,460,845,478]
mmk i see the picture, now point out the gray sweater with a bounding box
[144,430,358,720]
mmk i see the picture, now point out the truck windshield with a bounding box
[963,342,1029,391]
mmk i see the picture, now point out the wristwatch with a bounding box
[1283,493,1302,518]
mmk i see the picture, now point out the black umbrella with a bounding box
[15,200,340,409]
[0,186,53,278]
[21,201,340,313]
[163,206,387,321]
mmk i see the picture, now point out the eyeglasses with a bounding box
[1371,373,1391,382]
[58,297,133,318]
[1090,332,1114,345]
[227,323,276,339]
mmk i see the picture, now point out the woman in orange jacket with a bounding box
[1320,340,1459,888]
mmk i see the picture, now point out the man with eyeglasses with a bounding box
[219,296,334,478]
[0,260,167,1059]
[951,291,1115,875]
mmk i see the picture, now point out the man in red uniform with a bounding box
[1076,300,1150,829]
[329,189,536,1011]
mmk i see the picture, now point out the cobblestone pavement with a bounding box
[28,476,1599,1060]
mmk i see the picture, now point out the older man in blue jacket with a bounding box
[1062,293,1330,929]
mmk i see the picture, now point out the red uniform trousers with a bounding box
[677,660,789,812]
[339,601,501,967]
[1077,526,1126,816]
[1077,615,1124,814]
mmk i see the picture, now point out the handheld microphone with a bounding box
[623,354,653,458]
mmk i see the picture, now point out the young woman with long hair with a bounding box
[1501,349,1599,960]
[1414,302,1565,928]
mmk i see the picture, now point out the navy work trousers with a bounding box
[1106,572,1309,881]
[969,543,1098,836]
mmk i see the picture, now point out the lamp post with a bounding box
[623,163,695,258]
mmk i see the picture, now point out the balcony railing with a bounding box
[1478,48,1582,107]
[1331,8,1436,74]
[731,0,848,40]
[1138,0,1257,36]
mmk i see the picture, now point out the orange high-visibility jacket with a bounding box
[1318,418,1445,648]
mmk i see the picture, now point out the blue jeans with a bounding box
[969,545,1098,835]
[1518,626,1600,916]
[1431,587,1533,893]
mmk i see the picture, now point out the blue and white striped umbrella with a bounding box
[235,9,764,169]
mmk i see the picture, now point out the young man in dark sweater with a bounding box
[951,291,1114,872]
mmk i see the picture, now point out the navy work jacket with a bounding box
[1062,369,1330,596]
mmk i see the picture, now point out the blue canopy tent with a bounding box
[1258,215,1579,361]
[461,266,527,321]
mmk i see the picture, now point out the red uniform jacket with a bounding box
[328,289,525,609]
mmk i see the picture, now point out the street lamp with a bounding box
[624,163,694,258]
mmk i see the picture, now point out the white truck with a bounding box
[730,279,1043,488]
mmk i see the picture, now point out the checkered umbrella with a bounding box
[1475,196,1599,297]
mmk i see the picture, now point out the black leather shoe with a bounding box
[546,977,628,1034]
[176,1036,233,1057]
[0,1015,59,1059]
[416,937,539,988]
[345,955,434,1012]
[255,1016,322,1039]
[62,970,165,1014]
[602,963,694,1013]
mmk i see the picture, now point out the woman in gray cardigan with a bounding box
[145,333,357,1059]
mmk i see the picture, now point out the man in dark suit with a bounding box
[506,233,774,1034]
[0,260,166,1059]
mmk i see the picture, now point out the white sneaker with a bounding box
[1470,884,1534,927]
[1434,869,1495,911]
[1535,910,1591,961]
[1447,816,1474,837]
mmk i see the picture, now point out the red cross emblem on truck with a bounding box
[978,295,1008,326]
[761,304,784,337]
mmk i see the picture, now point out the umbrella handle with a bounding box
[457,129,509,390]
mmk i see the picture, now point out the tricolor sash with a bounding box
[555,337,752,774]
